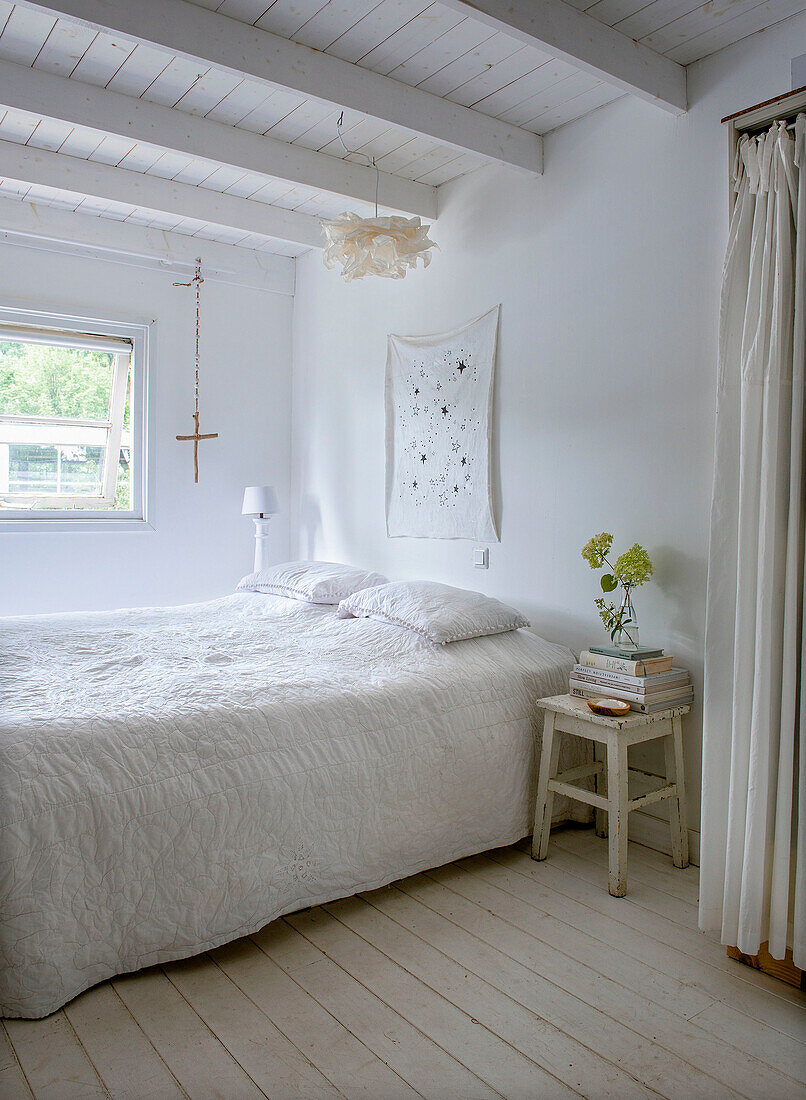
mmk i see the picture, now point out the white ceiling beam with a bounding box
[0,196,296,294]
[0,140,324,249]
[17,0,543,175]
[0,60,436,219]
[441,0,687,115]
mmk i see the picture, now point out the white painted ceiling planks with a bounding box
[0,0,799,255]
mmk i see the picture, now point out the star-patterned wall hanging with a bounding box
[385,306,500,540]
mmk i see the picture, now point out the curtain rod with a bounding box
[722,84,806,129]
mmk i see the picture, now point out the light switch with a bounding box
[474,546,489,569]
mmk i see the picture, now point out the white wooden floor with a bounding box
[2,829,805,1100]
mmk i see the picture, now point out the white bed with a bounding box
[0,591,579,1018]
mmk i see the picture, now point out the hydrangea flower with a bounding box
[583,533,654,645]
[581,532,613,570]
[614,544,654,587]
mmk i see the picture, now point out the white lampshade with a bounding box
[320,214,436,281]
[242,485,279,517]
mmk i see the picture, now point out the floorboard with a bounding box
[0,1023,34,1100]
[450,858,712,1018]
[491,845,806,1019]
[64,984,186,1100]
[334,891,649,1098]
[377,874,712,1096]
[253,919,497,1099]
[4,830,805,1100]
[162,954,341,1099]
[554,830,701,906]
[3,1012,109,1100]
[416,867,800,1096]
[287,906,573,1098]
[469,851,806,1060]
[211,937,418,1099]
[112,968,266,1099]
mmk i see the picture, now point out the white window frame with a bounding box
[0,306,151,530]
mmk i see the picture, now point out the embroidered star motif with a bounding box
[414,387,419,396]
[453,485,459,494]
[461,456,467,466]
[420,453,427,463]
[413,479,418,489]
[457,360,468,374]
[441,406,448,416]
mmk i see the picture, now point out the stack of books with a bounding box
[569,644,693,713]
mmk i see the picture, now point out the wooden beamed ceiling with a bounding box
[0,0,693,252]
[441,0,686,113]
[17,0,546,172]
[0,137,326,246]
[0,59,438,219]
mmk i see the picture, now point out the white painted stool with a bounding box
[531,694,690,896]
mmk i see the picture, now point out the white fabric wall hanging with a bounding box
[700,116,805,968]
[385,306,499,540]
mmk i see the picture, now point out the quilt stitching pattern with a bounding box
[0,592,578,1018]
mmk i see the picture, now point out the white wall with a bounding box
[290,13,806,846]
[0,248,293,615]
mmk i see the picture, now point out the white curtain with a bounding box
[700,116,805,966]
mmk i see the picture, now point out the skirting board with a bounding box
[542,810,700,865]
[727,942,804,989]
[629,808,700,866]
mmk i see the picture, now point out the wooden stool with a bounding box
[531,694,690,896]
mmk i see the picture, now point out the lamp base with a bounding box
[252,517,273,573]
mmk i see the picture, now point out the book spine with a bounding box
[628,698,690,714]
[588,646,664,660]
[573,664,638,685]
[579,650,649,676]
[570,686,692,713]
[571,667,689,693]
[569,680,693,705]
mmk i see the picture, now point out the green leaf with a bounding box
[600,573,618,593]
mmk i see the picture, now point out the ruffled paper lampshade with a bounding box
[321,213,436,282]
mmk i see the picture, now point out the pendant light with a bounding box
[320,114,436,282]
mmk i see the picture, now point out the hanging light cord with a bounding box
[337,111,380,216]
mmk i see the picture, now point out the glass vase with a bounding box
[613,585,639,650]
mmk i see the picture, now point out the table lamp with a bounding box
[242,485,280,572]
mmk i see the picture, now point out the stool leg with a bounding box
[664,715,689,869]
[607,735,629,896]
[594,741,608,838]
[532,713,560,861]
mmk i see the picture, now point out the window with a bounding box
[0,310,148,524]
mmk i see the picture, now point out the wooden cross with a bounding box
[176,410,218,483]
[174,259,218,483]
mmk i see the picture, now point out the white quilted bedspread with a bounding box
[0,593,576,1018]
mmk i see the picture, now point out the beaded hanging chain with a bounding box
[175,258,218,483]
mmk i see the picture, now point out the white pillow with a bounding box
[237,561,387,605]
[337,580,529,645]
